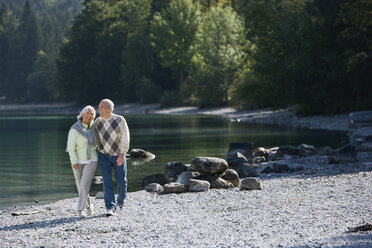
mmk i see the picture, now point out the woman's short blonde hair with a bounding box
[77,105,96,120]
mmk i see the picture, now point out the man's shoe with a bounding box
[118,204,123,211]
[78,210,87,218]
[106,209,115,217]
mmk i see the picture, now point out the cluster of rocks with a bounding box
[142,139,363,195]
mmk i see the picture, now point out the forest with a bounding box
[0,0,371,114]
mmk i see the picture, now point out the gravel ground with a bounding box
[1,153,371,248]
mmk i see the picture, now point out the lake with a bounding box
[0,114,348,209]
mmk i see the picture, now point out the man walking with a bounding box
[95,99,130,216]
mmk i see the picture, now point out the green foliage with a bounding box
[121,0,153,102]
[189,6,247,107]
[27,51,58,102]
[150,0,200,98]
[159,90,182,107]
[136,78,162,104]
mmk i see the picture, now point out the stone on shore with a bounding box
[145,183,164,193]
[227,142,255,160]
[164,162,188,182]
[327,144,357,164]
[163,183,188,194]
[240,177,263,190]
[176,171,201,184]
[142,174,167,188]
[129,148,156,159]
[187,179,210,192]
[95,192,104,199]
[191,157,228,176]
[221,169,240,187]
[209,177,235,189]
[297,144,316,157]
[226,156,258,178]
[276,145,298,157]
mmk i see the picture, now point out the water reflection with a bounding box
[0,114,348,208]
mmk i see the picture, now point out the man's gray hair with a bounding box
[77,105,96,120]
[102,99,115,111]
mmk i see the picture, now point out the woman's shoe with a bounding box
[86,208,95,216]
[78,210,87,218]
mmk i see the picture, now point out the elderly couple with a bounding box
[66,99,130,218]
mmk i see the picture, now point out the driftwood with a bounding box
[347,224,372,232]
[11,210,43,216]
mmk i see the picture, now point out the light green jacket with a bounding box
[66,121,97,165]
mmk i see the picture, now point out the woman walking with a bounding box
[66,106,98,218]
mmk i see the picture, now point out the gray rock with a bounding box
[357,142,372,152]
[297,144,316,157]
[129,148,156,159]
[268,147,279,161]
[240,177,263,190]
[187,179,210,192]
[176,171,201,184]
[163,183,188,194]
[92,176,103,184]
[191,157,228,176]
[164,162,188,181]
[221,169,240,187]
[327,144,357,164]
[349,111,372,127]
[254,147,268,158]
[276,145,298,157]
[142,174,167,188]
[253,156,266,164]
[227,142,255,160]
[209,177,235,189]
[226,157,258,178]
[95,192,104,199]
[145,183,164,193]
[262,163,290,174]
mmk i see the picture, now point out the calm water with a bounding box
[0,114,348,209]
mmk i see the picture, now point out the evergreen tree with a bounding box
[8,0,39,101]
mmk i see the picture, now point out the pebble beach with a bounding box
[0,105,371,247]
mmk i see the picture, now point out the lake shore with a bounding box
[1,103,371,247]
[1,152,371,247]
[0,102,351,131]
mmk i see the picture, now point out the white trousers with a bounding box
[72,161,97,211]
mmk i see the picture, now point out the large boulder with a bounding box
[240,177,262,190]
[142,174,167,188]
[191,157,228,176]
[163,183,188,194]
[221,169,240,187]
[187,179,210,192]
[164,162,188,182]
[226,142,255,160]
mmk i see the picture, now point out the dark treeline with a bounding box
[0,0,371,114]
[0,0,82,102]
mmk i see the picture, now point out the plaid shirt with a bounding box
[94,114,130,156]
